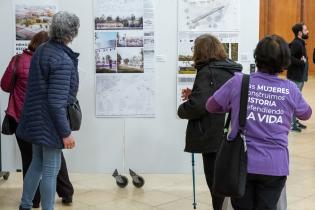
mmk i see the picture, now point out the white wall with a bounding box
[0,0,259,174]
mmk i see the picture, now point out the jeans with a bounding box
[20,144,61,210]
[16,136,74,206]
[294,81,304,91]
[276,185,287,210]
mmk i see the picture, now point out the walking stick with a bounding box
[192,153,197,209]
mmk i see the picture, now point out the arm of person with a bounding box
[1,56,17,92]
[205,75,236,113]
[293,88,312,121]
[298,107,312,120]
[290,42,305,67]
[177,69,213,120]
[205,97,225,113]
[47,59,72,139]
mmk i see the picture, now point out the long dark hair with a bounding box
[28,31,49,52]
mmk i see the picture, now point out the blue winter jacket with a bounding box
[16,40,79,149]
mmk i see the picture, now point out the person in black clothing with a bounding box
[177,34,242,210]
[287,23,309,132]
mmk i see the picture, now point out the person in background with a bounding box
[16,11,80,210]
[287,23,309,132]
[178,34,242,210]
[1,31,74,208]
[206,35,312,210]
[277,23,310,210]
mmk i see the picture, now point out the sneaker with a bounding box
[62,197,73,206]
[290,126,302,132]
[297,121,307,129]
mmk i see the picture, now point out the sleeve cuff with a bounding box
[298,106,312,121]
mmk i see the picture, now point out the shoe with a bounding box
[290,126,302,132]
[62,197,73,205]
[19,206,31,210]
[297,121,307,129]
[32,203,40,208]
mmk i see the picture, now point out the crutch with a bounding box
[192,153,197,209]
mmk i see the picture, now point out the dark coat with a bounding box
[178,59,242,153]
[287,38,308,82]
[16,40,79,149]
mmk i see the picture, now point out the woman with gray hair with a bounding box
[17,11,80,210]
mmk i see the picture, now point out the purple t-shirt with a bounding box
[206,72,312,176]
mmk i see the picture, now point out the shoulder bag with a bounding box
[213,74,249,197]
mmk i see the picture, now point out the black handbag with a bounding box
[213,74,250,198]
[67,99,82,131]
[1,114,17,135]
[2,55,19,135]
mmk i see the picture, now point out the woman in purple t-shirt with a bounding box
[206,35,312,210]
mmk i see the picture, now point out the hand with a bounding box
[301,56,307,63]
[63,135,76,149]
[181,88,192,101]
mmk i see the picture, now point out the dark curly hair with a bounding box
[254,35,291,74]
[292,23,304,37]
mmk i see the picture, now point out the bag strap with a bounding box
[239,74,250,129]
[223,74,249,132]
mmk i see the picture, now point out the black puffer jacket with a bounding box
[287,38,308,82]
[178,59,242,153]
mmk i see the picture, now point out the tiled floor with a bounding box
[0,78,315,210]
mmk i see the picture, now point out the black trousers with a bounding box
[231,173,287,210]
[202,152,225,210]
[16,136,74,206]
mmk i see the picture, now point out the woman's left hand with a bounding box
[181,88,192,101]
[63,135,76,149]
